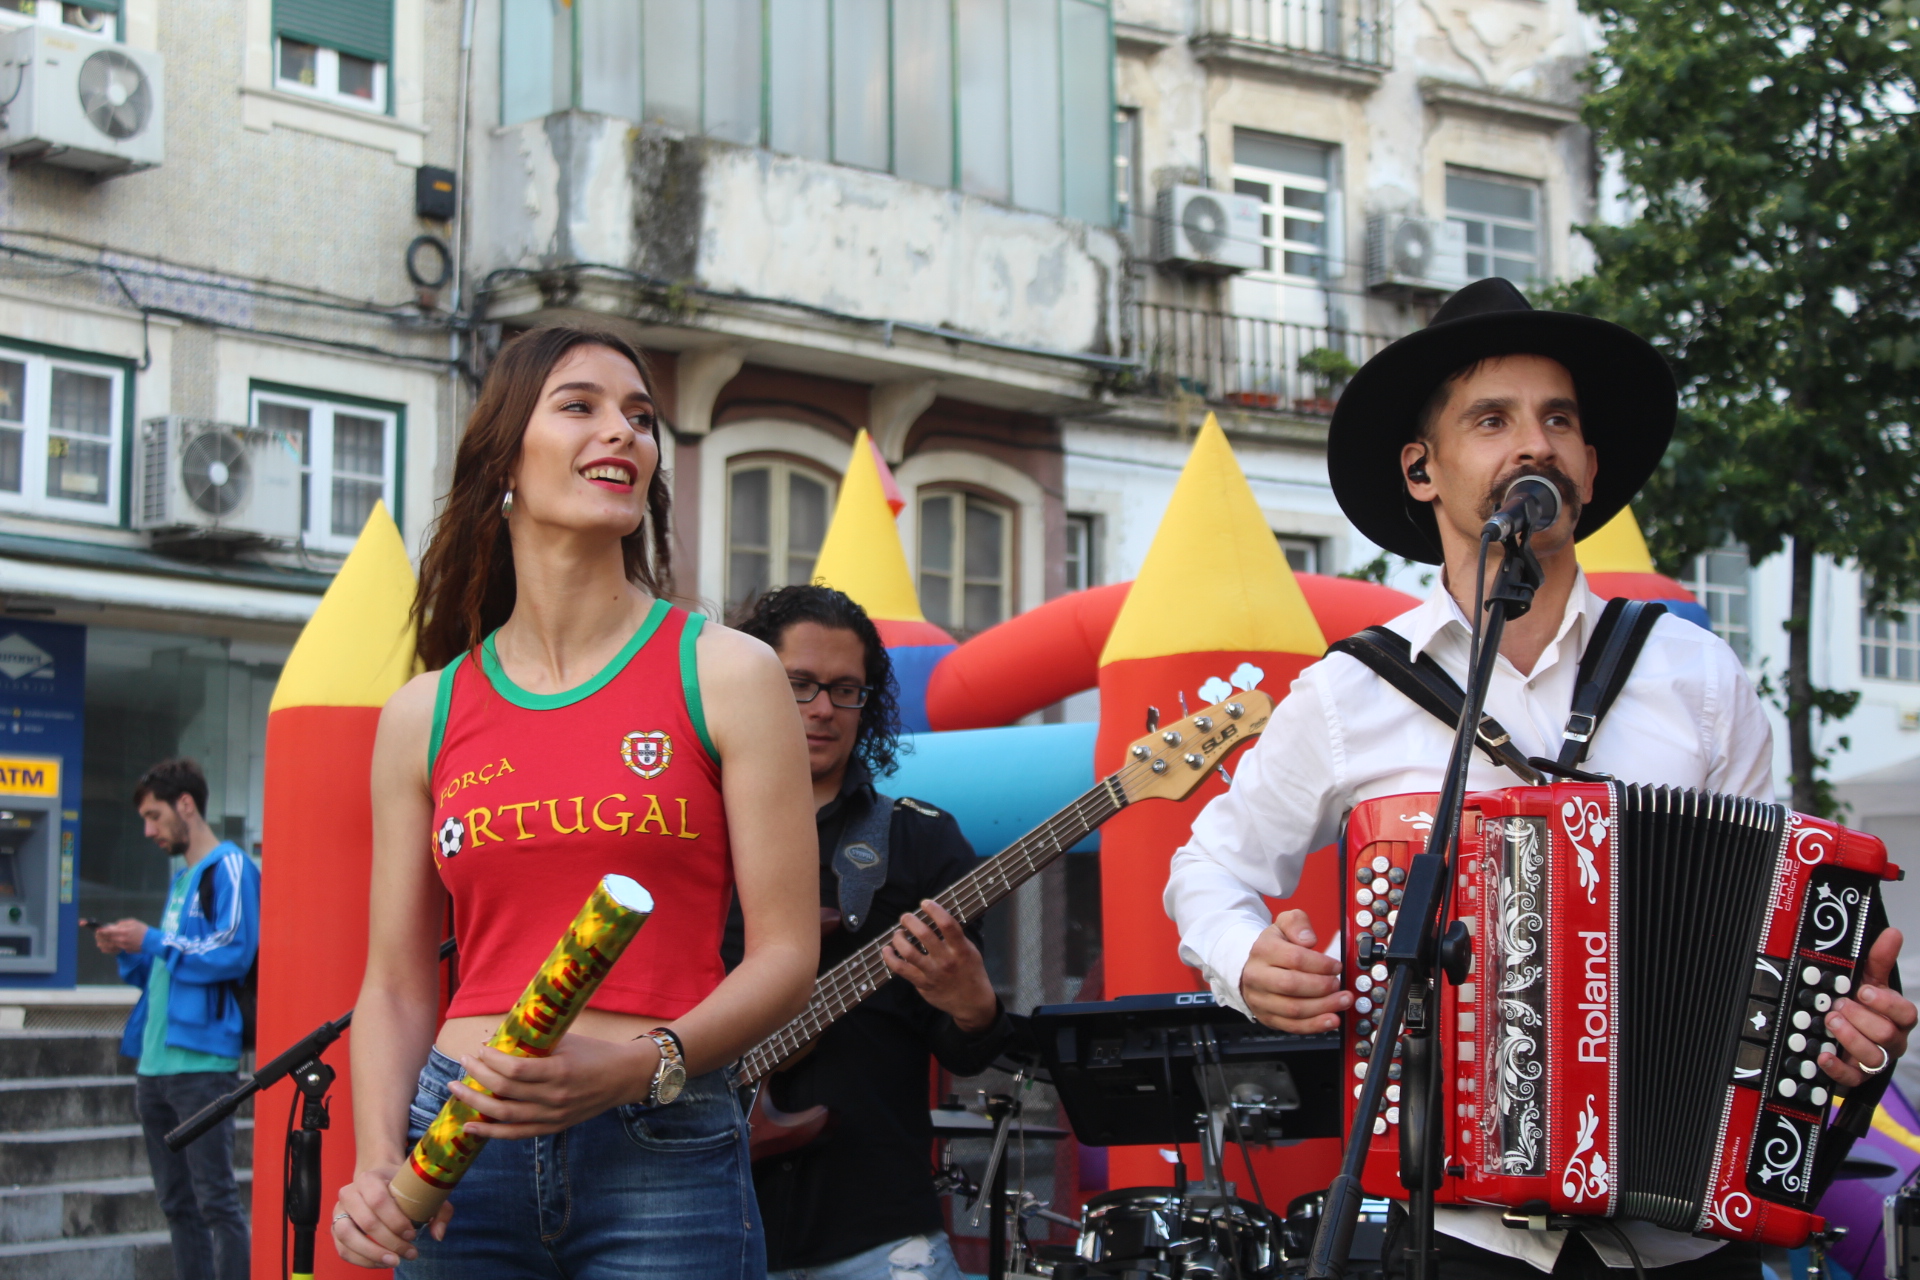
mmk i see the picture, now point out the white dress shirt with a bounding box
[1164,571,1775,1272]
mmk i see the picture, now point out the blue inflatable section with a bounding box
[1661,598,1711,629]
[883,722,1100,859]
[886,643,957,733]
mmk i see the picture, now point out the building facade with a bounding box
[0,0,460,991]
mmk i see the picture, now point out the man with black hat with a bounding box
[1164,280,1915,1279]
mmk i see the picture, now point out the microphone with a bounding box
[1482,475,1564,541]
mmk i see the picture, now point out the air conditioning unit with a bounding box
[135,418,303,542]
[0,24,163,174]
[1156,184,1264,275]
[1367,213,1468,292]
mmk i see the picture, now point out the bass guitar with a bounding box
[743,691,1275,1160]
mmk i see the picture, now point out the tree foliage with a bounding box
[1556,0,1920,811]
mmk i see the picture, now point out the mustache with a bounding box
[1480,465,1580,525]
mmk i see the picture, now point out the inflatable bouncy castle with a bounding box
[251,504,420,1280]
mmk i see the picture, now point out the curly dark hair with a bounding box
[132,758,209,818]
[735,585,904,778]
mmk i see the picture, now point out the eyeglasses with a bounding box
[790,678,871,709]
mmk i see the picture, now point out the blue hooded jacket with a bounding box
[117,842,260,1061]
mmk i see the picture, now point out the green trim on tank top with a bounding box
[679,612,719,764]
[478,598,672,711]
[426,650,469,776]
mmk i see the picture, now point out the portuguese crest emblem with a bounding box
[621,731,672,780]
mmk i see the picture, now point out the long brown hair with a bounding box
[412,325,674,670]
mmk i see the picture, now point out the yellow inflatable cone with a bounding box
[252,503,418,1280]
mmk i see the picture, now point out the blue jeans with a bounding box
[769,1234,965,1280]
[135,1071,250,1280]
[397,1047,764,1279]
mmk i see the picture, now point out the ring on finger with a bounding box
[1860,1041,1893,1076]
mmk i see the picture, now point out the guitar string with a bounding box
[743,742,1216,1079]
[742,783,1120,1079]
[746,752,1178,1075]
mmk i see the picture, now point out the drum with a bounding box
[1077,1187,1278,1279]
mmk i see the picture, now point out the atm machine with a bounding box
[0,769,62,973]
[0,619,85,988]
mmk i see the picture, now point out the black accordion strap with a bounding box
[1329,627,1544,785]
[1556,598,1667,769]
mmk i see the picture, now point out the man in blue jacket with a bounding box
[94,757,259,1280]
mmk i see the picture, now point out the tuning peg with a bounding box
[1217,766,1232,787]
[1178,691,1190,716]
[1145,705,1160,732]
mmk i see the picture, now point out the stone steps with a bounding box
[0,1031,255,1278]
[0,1229,174,1280]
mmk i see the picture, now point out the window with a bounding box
[0,347,125,523]
[1065,513,1100,593]
[1447,171,1541,285]
[1862,603,1920,683]
[1683,548,1752,666]
[250,388,398,552]
[1276,535,1321,575]
[918,490,1013,637]
[725,459,837,619]
[0,2,117,36]
[273,0,392,113]
[1115,107,1142,244]
[1234,133,1333,282]
[507,0,1115,224]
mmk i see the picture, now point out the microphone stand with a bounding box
[164,938,456,1280]
[1307,526,1542,1280]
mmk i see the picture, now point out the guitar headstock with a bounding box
[1116,690,1274,803]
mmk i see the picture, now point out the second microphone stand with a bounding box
[1308,526,1542,1280]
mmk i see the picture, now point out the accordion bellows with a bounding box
[1340,784,1897,1247]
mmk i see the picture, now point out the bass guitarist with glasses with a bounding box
[726,584,1016,1280]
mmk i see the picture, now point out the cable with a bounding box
[282,1084,298,1280]
[1587,1220,1647,1280]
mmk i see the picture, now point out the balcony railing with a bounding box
[1130,303,1397,416]
[1200,0,1392,68]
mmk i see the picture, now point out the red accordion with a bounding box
[1339,783,1898,1246]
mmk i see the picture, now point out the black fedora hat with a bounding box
[1326,277,1677,564]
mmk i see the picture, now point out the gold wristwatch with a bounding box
[642,1028,686,1105]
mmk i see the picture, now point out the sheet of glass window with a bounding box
[893,0,955,188]
[957,0,1011,201]
[1061,0,1111,224]
[579,0,641,119]
[642,0,701,131]
[769,0,831,161]
[703,0,763,145]
[1009,1,1062,214]
[833,0,891,170]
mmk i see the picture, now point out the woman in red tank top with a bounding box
[331,327,819,1277]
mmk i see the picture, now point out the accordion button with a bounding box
[1389,867,1407,885]
[1809,992,1832,1013]
[1388,910,1399,926]
[1356,975,1374,993]
[1372,964,1389,982]
[1372,856,1391,874]
[1357,864,1373,883]
[1386,1106,1400,1125]
[1355,1040,1372,1058]
[1388,1063,1402,1080]
[1357,889,1375,907]
[1372,921,1390,938]
[1389,889,1405,906]
[1799,1060,1818,1079]
[1356,997,1375,1015]
[1788,1032,1808,1053]
[1388,1084,1401,1102]
[1822,1041,1837,1058]
[1358,1018,1375,1036]
[1778,1078,1798,1098]
[1372,878,1391,895]
[1355,1062,1369,1079]
[1357,911,1375,929]
[1354,1083,1364,1099]
[1803,965,1823,986]
[1834,976,1852,995]
[1811,1086,1830,1106]
[1793,1010,1813,1031]
[1373,1117,1387,1136]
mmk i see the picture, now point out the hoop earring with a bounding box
[500,489,515,519]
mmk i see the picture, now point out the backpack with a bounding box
[197,863,259,1053]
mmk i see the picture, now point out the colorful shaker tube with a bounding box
[387,874,655,1223]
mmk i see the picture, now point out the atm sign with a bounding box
[0,757,59,796]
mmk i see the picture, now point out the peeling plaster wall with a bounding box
[475,116,1123,355]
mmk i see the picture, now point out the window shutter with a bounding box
[274,0,393,65]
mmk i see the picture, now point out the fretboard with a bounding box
[738,775,1128,1086]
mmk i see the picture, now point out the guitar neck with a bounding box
[738,774,1128,1086]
